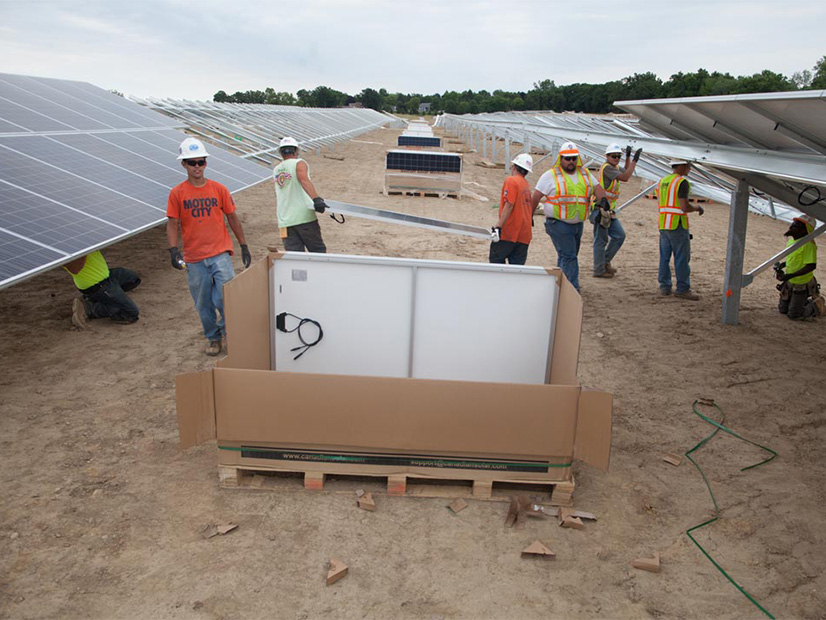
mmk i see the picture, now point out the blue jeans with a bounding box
[83,267,140,322]
[545,219,583,291]
[592,215,626,275]
[186,252,235,342]
[658,227,691,293]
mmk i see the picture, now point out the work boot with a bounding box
[72,298,88,330]
[593,271,614,278]
[659,288,672,296]
[674,290,700,301]
[206,340,222,356]
[605,262,617,275]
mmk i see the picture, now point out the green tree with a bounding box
[358,87,383,111]
[811,56,826,89]
[213,90,229,102]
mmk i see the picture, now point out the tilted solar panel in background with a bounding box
[386,150,461,173]
[398,136,441,148]
[0,73,271,290]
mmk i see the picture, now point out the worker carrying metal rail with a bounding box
[166,138,251,357]
[591,144,641,278]
[775,213,825,320]
[65,250,140,329]
[656,159,704,301]
[489,153,534,265]
[273,137,330,253]
[531,141,608,291]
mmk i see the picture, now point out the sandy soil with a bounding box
[1,126,825,620]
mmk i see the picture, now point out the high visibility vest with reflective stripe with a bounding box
[658,174,689,230]
[545,167,593,223]
[599,163,621,209]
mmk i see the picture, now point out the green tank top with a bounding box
[65,251,109,290]
[273,158,316,228]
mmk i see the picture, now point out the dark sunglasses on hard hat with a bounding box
[184,159,207,167]
[561,156,577,161]
[608,153,621,158]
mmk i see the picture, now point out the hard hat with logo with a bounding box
[559,141,580,158]
[279,136,299,151]
[793,213,817,233]
[177,138,210,160]
[605,143,624,155]
[511,153,533,173]
[670,158,692,167]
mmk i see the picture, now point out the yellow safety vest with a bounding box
[658,174,689,230]
[599,163,621,209]
[63,251,109,290]
[544,167,594,223]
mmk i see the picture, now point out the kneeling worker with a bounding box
[490,153,534,265]
[65,250,140,329]
[776,214,824,320]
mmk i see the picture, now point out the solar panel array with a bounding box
[386,150,462,173]
[137,99,393,165]
[0,73,272,290]
[398,136,441,148]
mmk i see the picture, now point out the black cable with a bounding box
[330,213,345,224]
[275,312,323,360]
[797,184,821,207]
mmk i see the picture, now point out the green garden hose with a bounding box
[684,399,778,619]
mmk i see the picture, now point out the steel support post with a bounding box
[482,130,488,159]
[491,132,497,160]
[721,179,750,325]
[504,134,511,172]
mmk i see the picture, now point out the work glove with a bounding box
[241,244,251,268]
[633,148,643,162]
[312,197,328,213]
[775,269,786,282]
[169,247,186,270]
[596,197,611,211]
[625,146,632,159]
[698,206,705,216]
[490,227,501,243]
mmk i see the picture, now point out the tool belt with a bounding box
[779,276,819,299]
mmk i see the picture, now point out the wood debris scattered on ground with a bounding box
[201,523,238,539]
[357,492,376,512]
[521,540,555,559]
[448,498,468,514]
[326,558,348,585]
[632,553,661,573]
[662,453,683,467]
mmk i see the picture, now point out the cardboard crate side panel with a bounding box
[212,369,579,459]
[549,275,583,386]
[223,257,271,370]
[176,371,216,449]
[574,388,613,471]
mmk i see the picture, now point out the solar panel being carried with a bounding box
[0,73,271,290]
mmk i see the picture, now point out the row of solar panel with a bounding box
[385,150,462,173]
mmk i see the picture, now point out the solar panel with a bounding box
[386,150,461,173]
[0,73,271,290]
[398,136,441,148]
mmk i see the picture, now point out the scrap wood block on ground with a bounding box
[217,464,578,505]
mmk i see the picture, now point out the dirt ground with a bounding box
[1,125,825,620]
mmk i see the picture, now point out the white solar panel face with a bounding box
[0,74,271,290]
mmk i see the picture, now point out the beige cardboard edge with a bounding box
[549,270,583,386]
[175,370,216,449]
[574,387,613,471]
[223,256,271,371]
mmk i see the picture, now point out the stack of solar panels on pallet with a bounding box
[399,120,441,149]
[384,149,462,197]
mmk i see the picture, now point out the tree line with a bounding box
[213,56,826,115]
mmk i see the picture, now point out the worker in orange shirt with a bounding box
[166,138,251,356]
[490,154,534,265]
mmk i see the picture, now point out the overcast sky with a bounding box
[0,0,823,101]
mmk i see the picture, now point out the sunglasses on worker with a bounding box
[608,153,621,159]
[184,159,207,167]
[561,156,577,161]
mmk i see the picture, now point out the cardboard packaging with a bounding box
[176,254,612,489]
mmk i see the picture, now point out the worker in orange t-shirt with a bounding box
[489,153,534,265]
[166,138,251,357]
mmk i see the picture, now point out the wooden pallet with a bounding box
[218,465,575,506]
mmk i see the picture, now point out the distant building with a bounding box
[348,101,364,108]
[418,102,431,114]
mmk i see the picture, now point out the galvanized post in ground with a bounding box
[491,131,497,161]
[722,179,750,325]
[504,134,511,174]
[482,129,488,159]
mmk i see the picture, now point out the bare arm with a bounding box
[166,217,180,247]
[225,211,247,245]
[615,159,637,182]
[531,189,545,216]
[678,196,704,214]
[496,201,515,229]
[296,161,319,199]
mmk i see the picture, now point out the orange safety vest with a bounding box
[658,173,689,230]
[599,163,621,209]
[543,167,594,223]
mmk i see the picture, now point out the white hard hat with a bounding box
[670,158,691,167]
[177,138,210,160]
[793,213,816,232]
[605,143,623,155]
[559,141,579,158]
[511,153,533,173]
[279,136,299,150]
